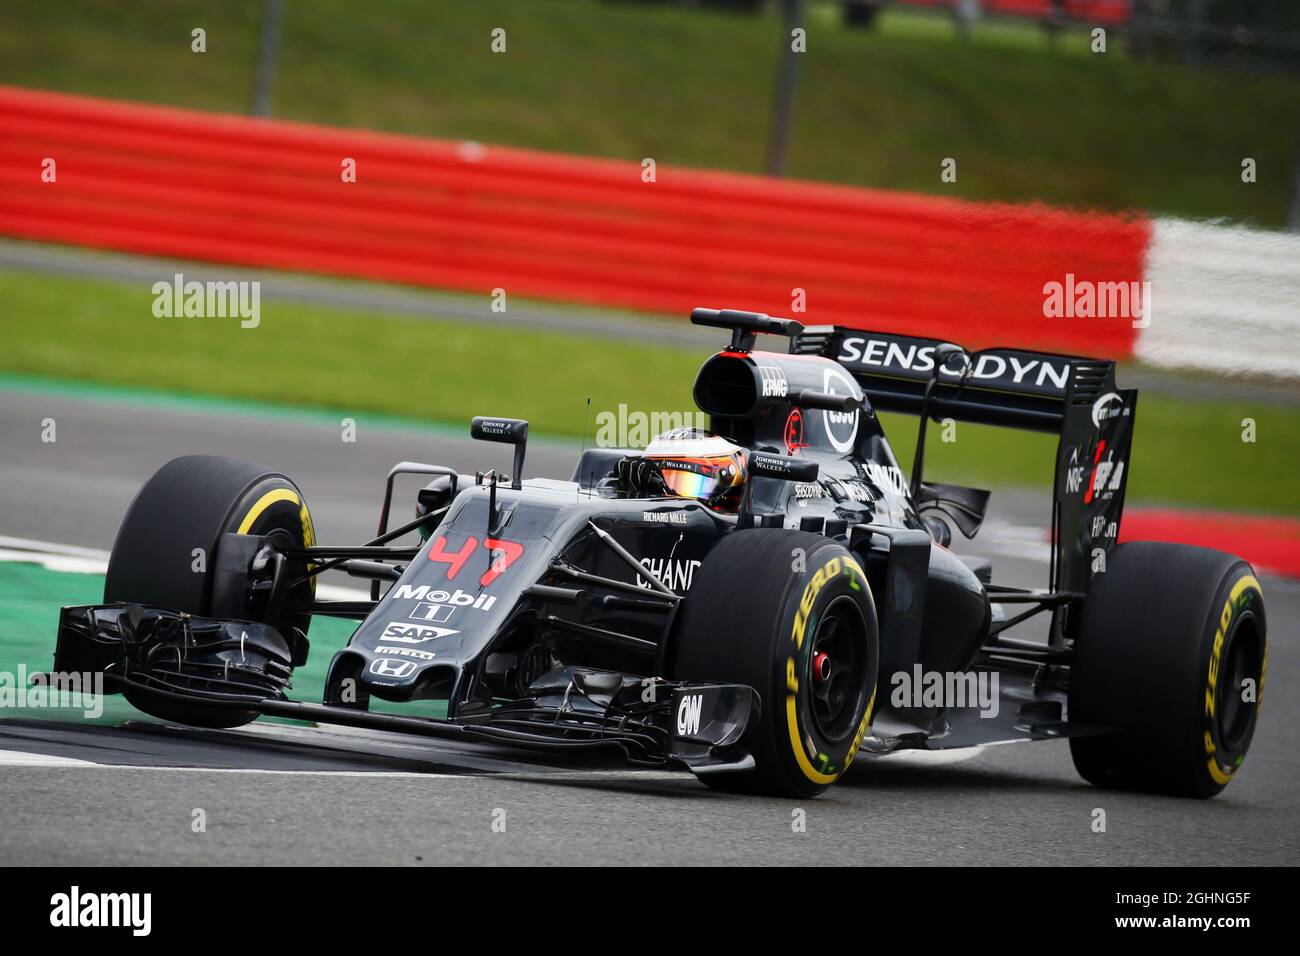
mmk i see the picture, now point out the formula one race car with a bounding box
[48,308,1267,798]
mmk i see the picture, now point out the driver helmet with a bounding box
[642,428,748,507]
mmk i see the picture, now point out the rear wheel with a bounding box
[105,455,317,727]
[670,529,879,798]
[1068,542,1267,798]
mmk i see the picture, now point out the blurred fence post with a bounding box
[251,0,285,117]
[1182,0,1210,65]
[1289,128,1300,233]
[766,0,807,177]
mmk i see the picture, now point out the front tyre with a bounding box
[1068,542,1267,798]
[670,530,879,798]
[104,455,317,728]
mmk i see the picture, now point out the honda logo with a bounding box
[369,658,417,679]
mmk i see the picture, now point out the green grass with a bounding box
[0,0,1296,226]
[0,560,450,725]
[0,268,693,440]
[0,560,439,725]
[0,267,1295,516]
[881,405,1300,518]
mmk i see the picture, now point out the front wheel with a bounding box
[670,529,879,798]
[104,455,317,728]
[1068,541,1267,798]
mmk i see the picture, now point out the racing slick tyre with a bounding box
[669,529,878,798]
[1068,542,1267,799]
[104,455,317,728]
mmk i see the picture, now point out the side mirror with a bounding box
[748,452,819,483]
[738,452,819,527]
[470,416,528,489]
[471,417,528,444]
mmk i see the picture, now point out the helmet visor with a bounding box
[659,466,722,500]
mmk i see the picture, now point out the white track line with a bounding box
[0,535,111,559]
[0,751,461,777]
[0,749,102,767]
[0,549,110,575]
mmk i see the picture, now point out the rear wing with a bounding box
[792,325,1138,599]
[792,326,1110,434]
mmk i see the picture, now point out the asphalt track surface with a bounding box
[0,384,1297,866]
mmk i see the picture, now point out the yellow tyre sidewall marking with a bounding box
[1203,573,1263,786]
[236,487,316,596]
[236,488,301,534]
[786,554,873,786]
[787,696,839,786]
[298,499,317,596]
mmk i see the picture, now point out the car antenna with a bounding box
[578,397,590,500]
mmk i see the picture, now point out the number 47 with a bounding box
[426,535,524,586]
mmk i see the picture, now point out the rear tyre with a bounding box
[1068,542,1267,798]
[105,455,317,728]
[670,529,879,798]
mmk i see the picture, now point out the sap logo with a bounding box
[758,366,788,398]
[380,622,457,644]
[409,602,455,623]
[638,558,701,592]
[676,693,704,736]
[369,658,417,679]
[376,646,436,661]
[391,585,497,612]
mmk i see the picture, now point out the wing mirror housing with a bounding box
[748,452,819,483]
[739,452,820,527]
[470,417,528,490]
